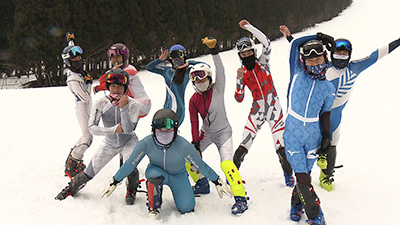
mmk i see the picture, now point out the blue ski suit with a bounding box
[146,59,201,126]
[327,38,400,145]
[284,35,335,173]
[113,135,219,213]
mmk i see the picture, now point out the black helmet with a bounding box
[105,68,129,93]
[61,45,83,71]
[331,39,352,69]
[151,109,179,147]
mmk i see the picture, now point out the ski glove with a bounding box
[84,73,93,84]
[191,141,202,157]
[317,131,332,155]
[202,37,217,49]
[316,32,335,51]
[212,176,232,198]
[66,32,75,42]
[101,177,120,198]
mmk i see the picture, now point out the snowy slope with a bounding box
[1,0,399,224]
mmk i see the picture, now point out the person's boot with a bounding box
[276,147,294,187]
[231,196,248,215]
[65,151,86,179]
[192,177,210,195]
[290,185,303,221]
[125,168,140,205]
[55,172,91,200]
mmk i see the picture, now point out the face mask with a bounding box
[305,63,327,80]
[172,58,185,69]
[195,79,210,93]
[241,54,256,70]
[332,58,349,69]
[109,93,121,105]
[155,131,174,145]
[70,60,83,72]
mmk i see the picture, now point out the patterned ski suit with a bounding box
[84,96,141,178]
[146,59,201,126]
[234,24,285,151]
[94,64,151,118]
[66,68,93,160]
[284,35,335,173]
[189,53,233,162]
[327,38,400,145]
[113,135,219,213]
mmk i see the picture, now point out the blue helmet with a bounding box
[169,44,186,59]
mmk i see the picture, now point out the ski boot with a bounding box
[55,172,91,200]
[284,173,295,187]
[290,203,303,222]
[306,206,326,225]
[192,177,210,195]
[231,196,248,215]
[125,168,140,205]
[319,170,333,191]
[65,151,86,179]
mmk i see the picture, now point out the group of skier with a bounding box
[55,19,400,224]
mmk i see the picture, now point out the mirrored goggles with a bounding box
[108,48,129,57]
[169,50,185,59]
[153,118,176,130]
[190,70,207,81]
[301,44,325,57]
[106,73,127,85]
[69,46,83,58]
[335,40,352,51]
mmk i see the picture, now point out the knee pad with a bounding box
[276,147,293,174]
[221,160,246,197]
[147,176,164,210]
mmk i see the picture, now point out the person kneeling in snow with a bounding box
[101,109,232,217]
[55,68,141,205]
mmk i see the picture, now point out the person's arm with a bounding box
[279,25,294,43]
[88,99,118,135]
[67,73,91,103]
[93,72,108,93]
[119,96,141,134]
[189,96,202,143]
[243,23,271,68]
[234,69,245,102]
[145,50,170,75]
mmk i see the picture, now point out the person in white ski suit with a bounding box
[284,35,335,225]
[232,19,293,187]
[188,37,248,215]
[280,25,400,191]
[55,69,141,205]
[61,34,94,179]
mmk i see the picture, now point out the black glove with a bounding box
[233,146,248,169]
[191,141,202,157]
[317,131,332,155]
[316,32,335,51]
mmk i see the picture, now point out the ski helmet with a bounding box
[189,63,213,93]
[151,109,179,147]
[168,44,186,59]
[331,39,352,69]
[108,43,130,65]
[61,45,83,68]
[105,68,129,93]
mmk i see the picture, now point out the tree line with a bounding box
[0,0,352,87]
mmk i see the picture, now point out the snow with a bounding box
[1,0,399,224]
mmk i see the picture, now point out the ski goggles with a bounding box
[106,73,128,85]
[190,70,208,81]
[108,48,129,57]
[236,38,253,52]
[332,54,350,60]
[153,118,176,130]
[335,40,352,51]
[169,50,185,59]
[68,46,83,58]
[301,43,325,57]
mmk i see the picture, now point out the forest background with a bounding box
[0,0,351,87]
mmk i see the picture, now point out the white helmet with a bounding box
[189,63,212,93]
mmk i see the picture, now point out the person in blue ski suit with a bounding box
[145,45,201,126]
[280,25,400,191]
[101,109,232,217]
[284,35,335,225]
